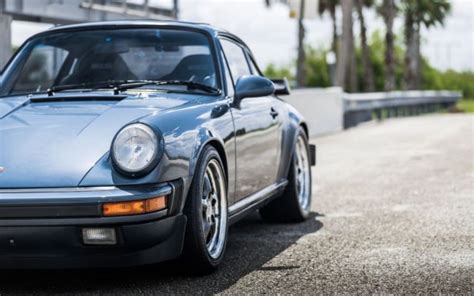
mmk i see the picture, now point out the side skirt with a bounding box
[228,180,288,225]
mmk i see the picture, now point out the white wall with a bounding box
[285,87,344,137]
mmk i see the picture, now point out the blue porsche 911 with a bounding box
[0,21,315,273]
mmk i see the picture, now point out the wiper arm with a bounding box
[156,80,221,94]
[115,80,221,94]
[47,80,142,96]
[47,80,221,96]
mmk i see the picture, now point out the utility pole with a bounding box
[296,0,306,87]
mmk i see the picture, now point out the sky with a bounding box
[11,0,474,72]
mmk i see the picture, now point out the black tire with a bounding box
[181,145,228,274]
[260,128,312,223]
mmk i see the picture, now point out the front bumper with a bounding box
[0,183,187,269]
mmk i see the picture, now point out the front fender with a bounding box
[188,128,228,177]
[80,99,236,204]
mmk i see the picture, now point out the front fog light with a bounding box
[82,228,117,245]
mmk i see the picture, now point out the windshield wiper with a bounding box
[46,80,142,96]
[115,80,221,95]
[47,80,221,96]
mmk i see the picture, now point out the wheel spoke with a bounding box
[202,198,209,210]
[203,219,211,239]
[207,167,218,196]
[203,173,212,198]
[199,158,228,259]
[294,136,311,211]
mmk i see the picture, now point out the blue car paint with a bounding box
[0,20,307,219]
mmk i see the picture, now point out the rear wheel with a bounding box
[260,128,312,222]
[182,146,228,274]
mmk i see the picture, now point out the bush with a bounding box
[305,46,331,88]
[422,64,474,99]
[263,63,294,80]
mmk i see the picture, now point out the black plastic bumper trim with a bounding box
[0,208,168,227]
[309,144,316,166]
[0,214,187,269]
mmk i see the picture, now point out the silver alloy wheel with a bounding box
[294,135,311,212]
[201,158,227,259]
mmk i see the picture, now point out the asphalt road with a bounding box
[0,114,473,295]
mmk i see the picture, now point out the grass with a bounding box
[455,99,474,113]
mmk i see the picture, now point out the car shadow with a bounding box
[0,212,323,295]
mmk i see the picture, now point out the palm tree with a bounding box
[402,0,451,90]
[318,0,339,57]
[336,0,355,91]
[379,0,397,91]
[296,0,307,86]
[348,15,358,92]
[355,0,375,92]
[265,0,307,86]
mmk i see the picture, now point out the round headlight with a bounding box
[111,123,160,176]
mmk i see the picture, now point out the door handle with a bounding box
[270,108,279,119]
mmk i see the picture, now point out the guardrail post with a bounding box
[375,109,382,120]
[422,104,428,114]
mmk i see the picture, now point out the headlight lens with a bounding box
[112,123,159,176]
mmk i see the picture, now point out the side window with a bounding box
[220,50,235,97]
[247,55,262,76]
[220,39,251,82]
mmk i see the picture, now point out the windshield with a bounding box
[1,28,218,96]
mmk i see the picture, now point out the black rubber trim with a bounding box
[0,182,178,222]
[228,182,287,225]
[0,214,187,269]
[309,144,316,166]
[0,209,168,227]
[168,179,184,216]
[0,204,100,219]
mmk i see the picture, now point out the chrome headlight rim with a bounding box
[110,122,163,178]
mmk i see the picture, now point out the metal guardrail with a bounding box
[343,90,463,128]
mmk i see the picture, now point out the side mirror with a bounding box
[235,75,275,102]
[270,78,291,96]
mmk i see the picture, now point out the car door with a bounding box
[220,38,282,201]
[244,50,285,176]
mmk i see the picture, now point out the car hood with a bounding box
[0,92,194,189]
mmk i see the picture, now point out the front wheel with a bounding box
[260,128,312,222]
[181,146,228,274]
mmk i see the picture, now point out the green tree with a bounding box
[264,0,306,86]
[378,0,398,91]
[358,30,404,91]
[318,0,339,58]
[402,0,451,90]
[355,0,375,91]
[263,63,294,80]
[336,0,358,92]
[305,46,331,87]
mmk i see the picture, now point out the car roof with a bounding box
[45,20,246,44]
[20,20,254,63]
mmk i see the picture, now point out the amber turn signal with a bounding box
[103,196,166,217]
